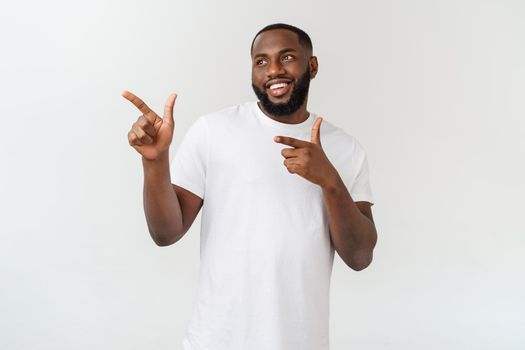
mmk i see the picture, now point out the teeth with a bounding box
[270,82,288,90]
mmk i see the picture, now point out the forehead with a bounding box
[252,29,304,57]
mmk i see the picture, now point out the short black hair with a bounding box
[250,23,313,56]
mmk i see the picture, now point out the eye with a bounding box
[254,58,267,66]
[282,54,295,61]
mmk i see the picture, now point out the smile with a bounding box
[267,81,292,97]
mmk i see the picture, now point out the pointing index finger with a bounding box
[122,90,153,116]
[274,136,309,148]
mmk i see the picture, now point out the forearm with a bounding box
[322,174,377,270]
[142,152,184,246]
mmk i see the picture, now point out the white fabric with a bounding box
[171,102,374,350]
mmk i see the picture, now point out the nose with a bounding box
[267,59,285,77]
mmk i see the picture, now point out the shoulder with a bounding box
[198,102,255,125]
[318,118,366,158]
[188,102,258,140]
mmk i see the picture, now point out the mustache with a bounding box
[252,69,311,117]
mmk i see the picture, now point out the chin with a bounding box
[270,98,291,105]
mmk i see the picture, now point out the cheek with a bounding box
[294,65,309,76]
[251,71,265,86]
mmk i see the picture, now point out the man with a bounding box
[124,23,377,350]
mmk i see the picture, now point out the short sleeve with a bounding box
[170,117,209,199]
[350,143,375,205]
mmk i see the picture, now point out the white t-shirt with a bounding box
[171,102,374,350]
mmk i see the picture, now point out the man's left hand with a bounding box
[274,117,339,188]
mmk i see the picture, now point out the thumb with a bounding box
[311,116,323,145]
[163,93,178,126]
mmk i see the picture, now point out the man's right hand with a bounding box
[123,90,177,161]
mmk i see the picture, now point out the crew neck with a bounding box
[252,101,315,131]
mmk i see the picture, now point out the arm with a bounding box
[142,153,203,246]
[123,90,203,246]
[275,116,377,271]
[322,175,377,270]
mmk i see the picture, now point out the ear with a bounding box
[309,56,319,79]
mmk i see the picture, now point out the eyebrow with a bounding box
[252,47,299,59]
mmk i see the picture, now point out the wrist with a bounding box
[142,151,170,174]
[142,150,169,163]
[321,169,344,193]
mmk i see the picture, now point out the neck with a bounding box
[257,99,310,124]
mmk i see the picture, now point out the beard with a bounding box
[252,68,311,117]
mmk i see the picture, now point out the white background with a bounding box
[1,0,524,349]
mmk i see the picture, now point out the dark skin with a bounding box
[253,29,377,270]
[123,28,377,270]
[122,91,202,246]
[251,29,317,124]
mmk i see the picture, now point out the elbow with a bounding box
[150,229,183,247]
[348,250,374,271]
[349,259,372,271]
[146,220,185,247]
[153,237,174,247]
[350,228,377,271]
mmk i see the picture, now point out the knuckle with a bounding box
[140,117,152,128]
